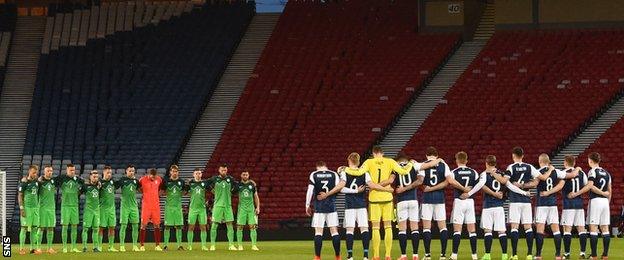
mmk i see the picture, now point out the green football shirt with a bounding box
[100,178,116,210]
[38,177,57,210]
[237,181,256,211]
[83,182,101,211]
[208,175,236,208]
[19,178,39,208]
[57,175,82,207]
[163,178,185,209]
[188,179,208,210]
[116,176,139,209]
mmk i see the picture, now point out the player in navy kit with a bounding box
[306,161,346,260]
[467,155,530,260]
[448,152,479,260]
[585,153,611,260]
[419,147,451,260]
[533,154,579,260]
[394,154,424,260]
[339,153,394,260]
[503,147,540,260]
[560,156,590,259]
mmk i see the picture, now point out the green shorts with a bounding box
[236,208,257,226]
[61,206,79,225]
[165,206,184,226]
[188,208,207,225]
[119,206,139,224]
[99,207,116,227]
[211,206,234,223]
[83,208,100,228]
[39,207,56,228]
[21,207,40,228]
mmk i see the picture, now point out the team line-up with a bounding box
[18,164,260,255]
[306,146,612,260]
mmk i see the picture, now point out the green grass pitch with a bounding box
[10,239,624,259]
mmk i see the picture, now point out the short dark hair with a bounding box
[193,168,203,172]
[66,163,75,168]
[148,168,157,175]
[316,161,327,167]
[90,170,98,175]
[170,165,179,171]
[426,146,438,157]
[486,155,497,167]
[588,152,601,163]
[371,146,383,154]
[126,164,135,169]
[564,155,576,166]
[455,151,468,163]
[43,165,52,169]
[395,152,409,162]
[512,146,524,157]
[219,163,228,168]
[104,165,112,170]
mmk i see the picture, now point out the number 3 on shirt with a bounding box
[321,180,329,193]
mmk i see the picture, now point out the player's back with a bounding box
[452,166,479,199]
[482,171,505,209]
[365,157,400,203]
[505,162,536,203]
[421,161,448,204]
[310,170,339,213]
[394,165,419,203]
[536,166,560,206]
[562,168,586,209]
[588,167,611,199]
[343,173,367,209]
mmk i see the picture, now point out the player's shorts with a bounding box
[369,202,393,222]
[83,208,100,228]
[451,198,476,224]
[21,207,40,228]
[588,198,610,226]
[481,207,506,232]
[312,212,339,228]
[397,200,419,222]
[119,206,140,224]
[212,206,234,223]
[508,202,532,224]
[561,209,585,227]
[421,203,446,221]
[165,206,184,226]
[39,207,56,228]
[99,207,116,227]
[188,208,208,225]
[141,207,161,225]
[237,208,258,226]
[61,206,79,225]
[344,207,369,228]
[535,206,559,224]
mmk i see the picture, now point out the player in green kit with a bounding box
[37,165,57,254]
[58,164,82,253]
[162,165,186,251]
[208,164,237,251]
[99,166,118,252]
[82,170,101,252]
[235,170,261,251]
[187,168,210,251]
[117,164,141,252]
[18,165,41,255]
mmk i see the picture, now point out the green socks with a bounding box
[176,228,182,248]
[237,228,243,246]
[62,225,68,249]
[47,229,54,249]
[210,223,218,246]
[37,228,43,250]
[164,227,170,247]
[82,228,89,249]
[226,224,234,246]
[187,228,194,248]
[19,227,26,250]
[108,229,115,247]
[119,225,126,247]
[200,229,207,247]
[131,224,138,247]
[250,229,257,246]
[30,228,38,250]
[92,230,99,249]
[70,225,77,249]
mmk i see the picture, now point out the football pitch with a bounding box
[9,239,623,259]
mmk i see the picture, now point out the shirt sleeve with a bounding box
[308,172,315,185]
[364,172,372,183]
[412,162,423,172]
[391,158,412,175]
[582,171,588,184]
[18,181,24,193]
[305,184,314,208]
[555,169,567,179]
[588,169,596,182]
[417,169,425,177]
[530,165,541,178]
[344,160,369,176]
[443,163,452,177]
[335,171,344,186]
[467,172,487,197]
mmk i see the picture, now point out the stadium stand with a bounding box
[205,0,460,226]
[0,3,17,94]
[22,2,254,174]
[400,29,624,215]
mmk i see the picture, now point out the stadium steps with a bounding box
[177,13,281,179]
[551,93,624,165]
[473,2,494,41]
[376,41,486,157]
[0,17,45,222]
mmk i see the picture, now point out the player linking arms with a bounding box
[340,153,394,260]
[82,170,102,252]
[99,166,118,252]
[208,164,238,251]
[393,154,424,260]
[560,156,590,259]
[236,170,261,251]
[37,165,57,254]
[162,165,186,251]
[447,152,479,260]
[344,146,440,260]
[465,155,530,260]
[306,161,346,260]
[585,152,612,260]
[19,165,41,255]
